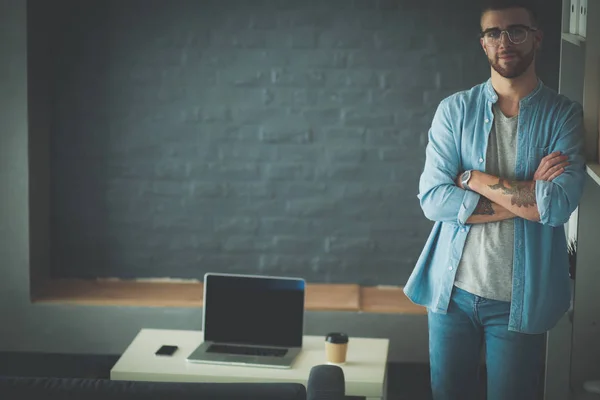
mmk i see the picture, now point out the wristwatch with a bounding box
[460,170,473,191]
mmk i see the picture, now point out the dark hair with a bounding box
[481,0,540,27]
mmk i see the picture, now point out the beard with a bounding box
[488,46,535,79]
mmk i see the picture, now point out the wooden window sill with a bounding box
[31,279,426,315]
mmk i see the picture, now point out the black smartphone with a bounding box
[155,345,178,356]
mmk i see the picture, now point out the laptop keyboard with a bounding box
[206,344,288,357]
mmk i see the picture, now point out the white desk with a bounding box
[111,329,389,400]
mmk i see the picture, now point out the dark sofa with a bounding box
[0,364,362,400]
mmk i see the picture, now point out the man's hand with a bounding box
[533,151,569,181]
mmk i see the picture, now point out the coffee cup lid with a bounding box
[325,332,349,344]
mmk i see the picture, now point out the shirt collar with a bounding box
[484,78,544,105]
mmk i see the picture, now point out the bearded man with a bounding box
[403,1,586,399]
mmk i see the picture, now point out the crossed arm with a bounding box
[418,98,585,228]
[464,196,515,224]
[459,151,568,224]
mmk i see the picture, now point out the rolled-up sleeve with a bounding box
[457,190,482,225]
[535,102,586,227]
[418,98,481,227]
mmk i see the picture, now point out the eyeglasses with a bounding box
[481,25,537,46]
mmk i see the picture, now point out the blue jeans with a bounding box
[428,286,546,400]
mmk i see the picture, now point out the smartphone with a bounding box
[155,345,178,356]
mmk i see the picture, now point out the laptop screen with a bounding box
[203,274,305,348]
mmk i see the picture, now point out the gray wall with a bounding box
[1,0,561,364]
[35,0,560,284]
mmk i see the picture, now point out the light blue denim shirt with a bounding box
[404,78,586,334]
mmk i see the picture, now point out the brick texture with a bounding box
[39,0,559,285]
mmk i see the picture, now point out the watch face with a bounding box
[462,171,470,186]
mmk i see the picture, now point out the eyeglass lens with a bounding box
[484,28,528,45]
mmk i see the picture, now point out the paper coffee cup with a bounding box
[325,332,349,365]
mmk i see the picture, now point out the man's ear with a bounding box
[534,29,544,50]
[480,38,487,54]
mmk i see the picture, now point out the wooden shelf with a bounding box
[360,286,427,314]
[305,284,360,311]
[31,279,426,315]
[562,32,586,46]
[586,163,600,187]
[32,279,204,307]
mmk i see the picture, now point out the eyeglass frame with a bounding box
[480,24,538,46]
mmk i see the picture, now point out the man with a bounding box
[403,1,586,399]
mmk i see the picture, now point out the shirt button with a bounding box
[462,227,467,232]
[479,157,484,163]
[485,118,490,123]
[448,266,453,270]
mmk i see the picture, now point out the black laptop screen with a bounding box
[203,274,305,348]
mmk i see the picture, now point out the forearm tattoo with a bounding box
[473,197,495,215]
[488,179,536,207]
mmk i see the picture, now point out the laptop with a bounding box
[187,273,305,369]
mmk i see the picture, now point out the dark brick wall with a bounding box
[37,0,560,285]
